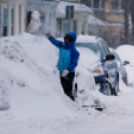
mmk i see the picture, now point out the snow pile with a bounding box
[116,45,134,86]
[116,45,134,65]
[75,66,99,107]
[0,39,82,120]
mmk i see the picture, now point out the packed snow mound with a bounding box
[0,33,58,67]
[75,67,104,107]
[116,45,134,86]
[0,40,51,82]
[0,40,82,119]
[116,45,134,64]
[76,66,95,92]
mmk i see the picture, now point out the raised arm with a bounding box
[49,36,63,48]
[45,33,63,48]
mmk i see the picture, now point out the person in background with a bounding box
[45,32,80,101]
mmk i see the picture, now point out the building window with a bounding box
[93,0,105,9]
[101,0,106,8]
[121,0,125,9]
[94,0,100,8]
[2,7,7,36]
[112,0,119,10]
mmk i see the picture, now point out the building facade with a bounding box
[82,0,125,47]
[56,1,93,37]
[0,0,26,37]
[0,0,58,37]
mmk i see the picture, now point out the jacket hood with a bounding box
[64,32,77,48]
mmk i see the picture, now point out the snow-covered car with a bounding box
[75,35,119,96]
[110,48,128,85]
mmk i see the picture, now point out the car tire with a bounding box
[101,82,112,96]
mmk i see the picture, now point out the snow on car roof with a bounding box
[76,35,97,43]
[57,35,97,43]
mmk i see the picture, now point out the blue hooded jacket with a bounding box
[49,32,80,72]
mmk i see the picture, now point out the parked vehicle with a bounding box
[75,35,119,96]
[110,48,128,85]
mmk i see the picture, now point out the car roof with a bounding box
[76,35,98,44]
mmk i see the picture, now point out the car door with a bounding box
[99,40,116,85]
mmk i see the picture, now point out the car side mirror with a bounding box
[106,54,115,61]
[123,61,130,65]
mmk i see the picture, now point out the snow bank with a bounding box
[116,45,134,86]
[116,45,134,65]
[0,39,81,120]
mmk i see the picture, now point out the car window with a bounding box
[101,40,109,55]
[102,40,110,53]
[99,42,107,58]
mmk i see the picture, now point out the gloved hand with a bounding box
[61,69,69,77]
[44,33,51,38]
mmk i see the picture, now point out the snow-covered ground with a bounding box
[0,34,134,134]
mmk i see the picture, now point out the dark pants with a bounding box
[60,72,75,101]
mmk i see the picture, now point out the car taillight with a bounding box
[95,68,101,74]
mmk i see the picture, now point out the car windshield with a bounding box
[75,43,100,57]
